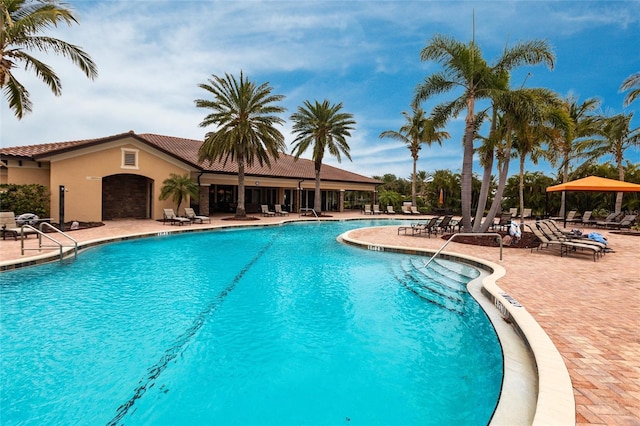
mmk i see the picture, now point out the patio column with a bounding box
[339,190,345,212]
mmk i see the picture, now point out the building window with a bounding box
[121,149,139,169]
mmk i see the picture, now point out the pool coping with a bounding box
[0,218,575,425]
[340,227,576,426]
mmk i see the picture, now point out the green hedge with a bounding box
[0,184,51,217]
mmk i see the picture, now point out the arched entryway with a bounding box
[102,174,153,220]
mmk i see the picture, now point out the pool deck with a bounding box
[1,212,638,425]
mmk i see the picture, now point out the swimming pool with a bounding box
[0,220,502,425]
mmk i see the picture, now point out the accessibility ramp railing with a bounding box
[20,222,78,261]
[421,232,503,269]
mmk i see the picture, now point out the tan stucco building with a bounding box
[0,131,381,223]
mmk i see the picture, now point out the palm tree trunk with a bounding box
[411,158,417,207]
[315,169,322,214]
[236,159,246,218]
[473,152,493,232]
[559,160,569,217]
[461,97,476,232]
[615,160,624,214]
[519,156,526,224]
[479,137,513,233]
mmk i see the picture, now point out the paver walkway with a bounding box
[1,212,639,424]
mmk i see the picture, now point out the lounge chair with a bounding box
[398,216,438,237]
[274,205,289,216]
[522,208,532,219]
[492,215,511,231]
[578,211,597,227]
[436,215,454,234]
[363,205,373,215]
[261,205,276,217]
[527,224,601,261]
[509,208,518,218]
[596,212,628,229]
[607,214,636,230]
[184,207,211,224]
[565,210,581,223]
[163,208,191,225]
[0,211,39,240]
[372,204,382,215]
[410,206,421,215]
[386,205,396,214]
[538,220,607,252]
[401,203,412,215]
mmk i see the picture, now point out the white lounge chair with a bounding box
[275,205,289,216]
[0,211,39,240]
[163,208,191,225]
[261,205,276,217]
[184,207,210,224]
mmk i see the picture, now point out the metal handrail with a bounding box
[20,222,78,260]
[421,232,503,269]
[300,208,319,220]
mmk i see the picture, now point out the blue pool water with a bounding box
[0,220,502,425]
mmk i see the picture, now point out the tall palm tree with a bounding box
[379,106,449,207]
[290,99,355,215]
[415,34,554,231]
[195,71,286,218]
[547,96,601,217]
[159,173,199,214]
[1,0,98,119]
[620,72,640,107]
[577,113,640,213]
[512,90,568,223]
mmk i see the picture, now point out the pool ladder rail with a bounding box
[422,232,503,269]
[20,222,78,261]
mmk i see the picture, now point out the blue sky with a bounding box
[1,0,639,180]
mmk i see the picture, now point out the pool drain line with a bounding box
[106,230,282,426]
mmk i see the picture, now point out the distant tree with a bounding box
[577,112,640,213]
[159,173,199,214]
[547,96,601,217]
[0,0,98,119]
[379,106,448,207]
[195,71,286,218]
[290,99,355,214]
[620,72,640,107]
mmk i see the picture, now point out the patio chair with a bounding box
[386,205,396,214]
[363,205,373,215]
[372,204,382,215]
[527,224,601,261]
[401,203,412,215]
[538,220,607,252]
[492,215,511,231]
[163,208,191,225]
[275,205,289,216]
[410,206,421,215]
[595,212,623,228]
[261,205,276,217]
[522,208,532,219]
[579,211,597,227]
[184,207,211,224]
[509,208,518,218]
[0,211,39,240]
[436,215,454,234]
[606,214,637,230]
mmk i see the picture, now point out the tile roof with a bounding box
[1,131,381,184]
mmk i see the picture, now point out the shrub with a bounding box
[0,184,51,217]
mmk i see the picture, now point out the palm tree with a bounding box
[290,99,355,215]
[512,89,568,223]
[415,34,555,231]
[1,0,98,119]
[577,113,640,213]
[620,72,640,107]
[379,106,449,207]
[159,173,200,214]
[195,71,286,218]
[547,96,601,217]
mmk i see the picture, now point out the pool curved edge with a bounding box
[339,230,576,426]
